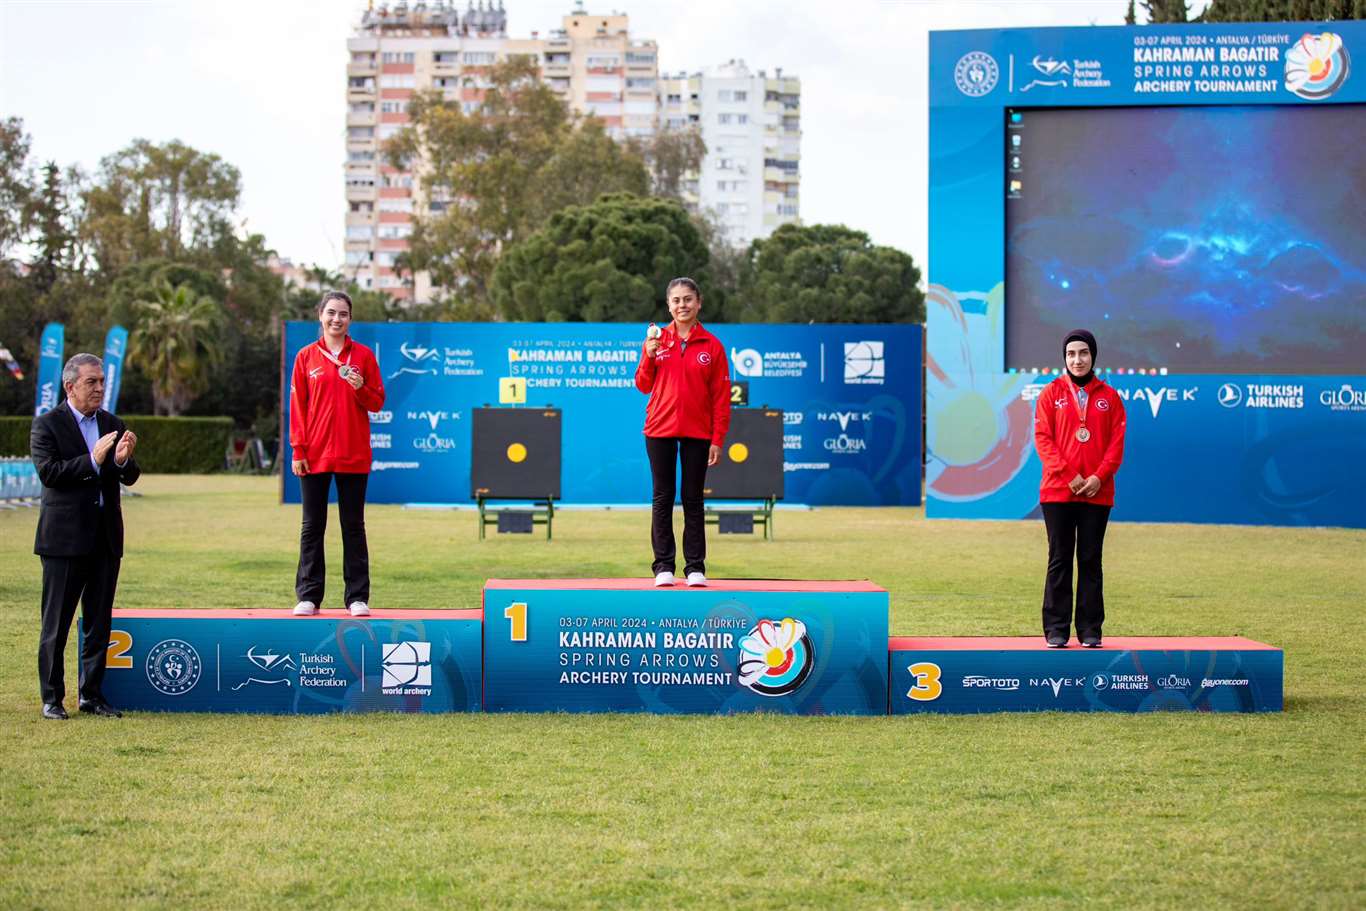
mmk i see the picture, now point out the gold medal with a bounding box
[1076,427,1091,443]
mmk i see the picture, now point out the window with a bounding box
[375,251,399,266]
[348,150,376,162]
[350,102,374,113]
[733,90,748,102]
[349,201,373,213]
[586,55,621,69]
[346,225,373,239]
[348,127,374,140]
[377,124,402,140]
[625,52,655,66]
[346,175,375,187]
[378,198,413,213]
[779,205,798,216]
[736,114,749,125]
[434,51,459,65]
[378,224,413,239]
[345,250,371,265]
[379,74,416,89]
[381,52,415,64]
[626,77,655,90]
[718,114,733,125]
[716,180,746,193]
[349,77,375,90]
[380,101,408,113]
[351,52,375,65]
[382,173,414,188]
[463,51,495,65]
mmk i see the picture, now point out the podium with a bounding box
[889,636,1283,713]
[483,579,889,714]
[89,608,483,714]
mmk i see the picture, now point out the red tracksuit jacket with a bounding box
[289,337,386,474]
[634,322,732,446]
[1033,374,1126,506]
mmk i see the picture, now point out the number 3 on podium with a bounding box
[504,602,528,642]
[907,661,942,701]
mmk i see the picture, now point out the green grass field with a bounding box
[1,475,1362,909]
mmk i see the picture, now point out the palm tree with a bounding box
[129,281,224,415]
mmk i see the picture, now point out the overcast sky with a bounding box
[1,0,1160,275]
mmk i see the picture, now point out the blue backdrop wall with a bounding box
[927,21,1366,527]
[281,322,922,506]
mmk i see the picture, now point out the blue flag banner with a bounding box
[101,325,129,413]
[283,321,923,506]
[34,322,64,416]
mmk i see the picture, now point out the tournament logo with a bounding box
[386,342,440,380]
[737,618,815,697]
[954,51,999,97]
[145,639,202,695]
[1285,32,1350,100]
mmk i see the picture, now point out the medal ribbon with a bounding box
[317,340,351,373]
[1070,385,1089,430]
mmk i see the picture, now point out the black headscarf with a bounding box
[1063,329,1097,387]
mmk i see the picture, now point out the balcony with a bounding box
[347,111,377,127]
[347,61,377,76]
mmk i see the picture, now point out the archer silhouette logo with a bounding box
[382,641,432,695]
[232,645,297,691]
[386,342,440,380]
[1021,55,1071,91]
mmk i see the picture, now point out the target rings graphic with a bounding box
[737,618,815,697]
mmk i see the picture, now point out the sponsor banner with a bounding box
[86,612,482,714]
[101,325,129,413]
[890,646,1282,714]
[483,582,888,714]
[34,322,64,416]
[283,322,922,506]
[928,20,1366,528]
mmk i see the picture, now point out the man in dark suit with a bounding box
[31,353,140,719]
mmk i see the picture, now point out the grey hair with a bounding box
[62,353,103,387]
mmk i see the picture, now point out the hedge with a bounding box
[0,415,233,474]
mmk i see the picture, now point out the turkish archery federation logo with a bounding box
[955,51,999,97]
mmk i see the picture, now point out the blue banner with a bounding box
[484,581,889,714]
[282,322,922,506]
[88,611,483,714]
[34,322,63,416]
[927,21,1366,527]
[890,639,1283,713]
[101,324,128,413]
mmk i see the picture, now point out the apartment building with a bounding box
[658,60,801,246]
[344,1,659,301]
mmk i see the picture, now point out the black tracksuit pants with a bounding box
[1041,501,1112,640]
[296,472,370,606]
[645,436,709,576]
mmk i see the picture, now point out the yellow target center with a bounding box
[506,443,527,463]
[764,647,786,667]
[728,443,749,463]
[1309,58,1326,77]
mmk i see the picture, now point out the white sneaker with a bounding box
[292,601,318,616]
[348,601,370,617]
[654,571,675,587]
[686,572,707,587]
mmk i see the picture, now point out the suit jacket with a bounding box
[31,404,141,558]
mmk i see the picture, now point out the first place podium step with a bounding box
[482,579,890,715]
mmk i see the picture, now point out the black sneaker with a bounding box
[1080,636,1102,649]
[1045,634,1068,648]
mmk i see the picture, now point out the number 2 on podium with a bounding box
[504,602,528,642]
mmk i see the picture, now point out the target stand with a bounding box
[471,407,561,540]
[703,407,783,540]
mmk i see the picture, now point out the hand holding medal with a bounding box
[645,322,662,357]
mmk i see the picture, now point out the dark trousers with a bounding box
[645,436,710,576]
[1041,502,1112,639]
[296,472,370,606]
[38,514,119,705]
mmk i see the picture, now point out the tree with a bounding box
[128,281,224,416]
[82,139,241,274]
[629,126,707,201]
[1199,0,1366,19]
[490,193,709,322]
[736,224,925,324]
[387,57,649,308]
[1142,0,1192,21]
[1126,0,1138,24]
[0,118,34,259]
[27,163,81,296]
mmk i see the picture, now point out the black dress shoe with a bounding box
[1045,634,1068,648]
[79,699,123,718]
[42,703,69,720]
